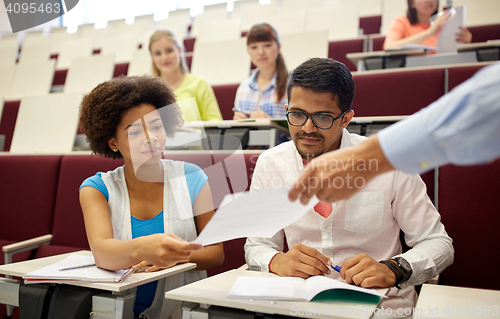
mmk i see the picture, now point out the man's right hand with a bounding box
[269,243,332,278]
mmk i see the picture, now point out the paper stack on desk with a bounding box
[191,187,319,246]
[23,254,134,284]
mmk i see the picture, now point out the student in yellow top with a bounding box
[149,29,223,121]
[383,0,472,50]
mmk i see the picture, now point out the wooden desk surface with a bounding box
[165,268,388,319]
[414,284,500,319]
[0,251,196,292]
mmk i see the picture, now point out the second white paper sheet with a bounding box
[191,187,319,246]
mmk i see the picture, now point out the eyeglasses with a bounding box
[286,111,345,130]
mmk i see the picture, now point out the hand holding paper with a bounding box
[191,187,318,246]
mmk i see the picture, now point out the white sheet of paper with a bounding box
[191,187,319,246]
[437,6,466,53]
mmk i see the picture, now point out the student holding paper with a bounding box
[244,58,454,313]
[79,75,224,318]
[383,0,471,50]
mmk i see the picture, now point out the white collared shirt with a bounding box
[245,130,454,310]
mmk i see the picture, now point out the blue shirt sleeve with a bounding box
[379,62,500,174]
[79,172,109,201]
[184,162,208,203]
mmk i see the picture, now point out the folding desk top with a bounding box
[165,268,388,319]
[0,250,196,292]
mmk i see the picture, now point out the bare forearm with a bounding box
[188,243,224,270]
[384,28,434,50]
[91,237,145,270]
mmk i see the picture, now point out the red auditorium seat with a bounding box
[447,64,489,91]
[437,160,500,290]
[351,68,445,116]
[328,38,365,71]
[0,101,21,151]
[34,156,125,258]
[371,35,385,52]
[212,84,239,120]
[0,156,61,265]
[469,23,500,43]
[360,15,382,35]
[184,37,196,53]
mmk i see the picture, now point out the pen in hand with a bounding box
[59,263,96,271]
[330,264,341,273]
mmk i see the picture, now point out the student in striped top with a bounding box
[233,23,288,119]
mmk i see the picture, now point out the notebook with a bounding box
[228,276,387,303]
[23,254,135,284]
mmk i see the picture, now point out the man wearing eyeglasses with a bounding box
[244,58,453,312]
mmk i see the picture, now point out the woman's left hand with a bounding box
[456,27,472,43]
[132,260,169,273]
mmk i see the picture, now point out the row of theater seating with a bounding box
[0,61,491,152]
[0,151,498,293]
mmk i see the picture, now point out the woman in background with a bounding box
[149,29,223,121]
[383,0,471,50]
[79,76,224,318]
[233,23,288,119]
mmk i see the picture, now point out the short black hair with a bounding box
[79,75,182,159]
[286,58,355,113]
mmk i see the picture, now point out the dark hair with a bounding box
[407,0,438,24]
[247,23,288,101]
[79,75,182,159]
[286,58,355,113]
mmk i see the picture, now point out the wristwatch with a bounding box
[393,257,413,284]
[379,257,412,289]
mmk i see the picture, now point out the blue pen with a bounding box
[330,265,341,273]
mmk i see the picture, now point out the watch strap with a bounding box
[379,259,404,289]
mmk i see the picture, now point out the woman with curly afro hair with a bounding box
[79,75,224,318]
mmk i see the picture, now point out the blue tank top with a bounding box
[80,162,208,313]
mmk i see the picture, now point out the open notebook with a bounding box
[229,276,387,304]
[23,254,135,284]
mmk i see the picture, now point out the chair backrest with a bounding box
[447,64,488,91]
[212,84,239,120]
[56,38,93,70]
[50,155,125,249]
[437,160,500,290]
[0,101,20,151]
[64,55,115,94]
[48,31,77,55]
[127,49,153,76]
[264,11,306,36]
[280,31,329,71]
[196,19,242,43]
[0,65,15,98]
[233,1,277,33]
[0,37,18,67]
[191,38,250,86]
[191,6,229,37]
[0,155,61,242]
[155,13,191,42]
[10,93,83,154]
[101,32,140,63]
[351,68,445,116]
[306,2,359,41]
[7,60,55,101]
[360,16,382,35]
[18,43,51,65]
[328,38,365,71]
[469,23,500,43]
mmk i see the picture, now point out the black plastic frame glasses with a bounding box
[286,111,345,130]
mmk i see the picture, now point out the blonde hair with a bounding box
[148,29,189,76]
